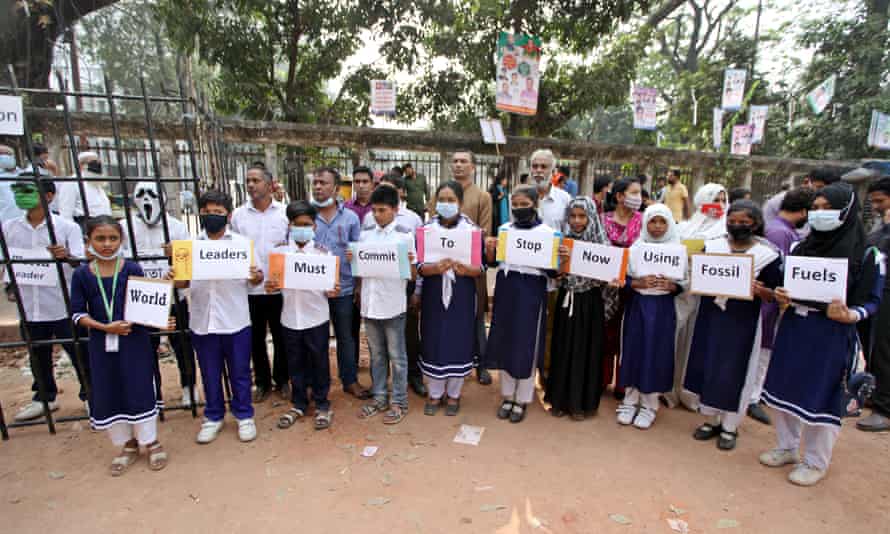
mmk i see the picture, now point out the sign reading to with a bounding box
[349,242,411,279]
[416,227,482,267]
[690,253,754,300]
[0,95,24,136]
[630,243,687,280]
[4,247,57,287]
[784,256,848,304]
[171,239,253,281]
[560,240,628,283]
[124,276,173,328]
[496,227,561,270]
[268,252,339,291]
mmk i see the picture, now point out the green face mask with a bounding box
[12,186,40,210]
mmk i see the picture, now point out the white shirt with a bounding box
[230,199,289,295]
[2,214,84,322]
[188,230,257,335]
[121,213,192,299]
[537,185,572,231]
[362,202,423,233]
[358,220,416,320]
[271,241,331,331]
[56,178,111,219]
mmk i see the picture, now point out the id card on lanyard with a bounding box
[93,257,122,353]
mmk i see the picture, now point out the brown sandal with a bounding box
[110,441,139,477]
[147,441,168,471]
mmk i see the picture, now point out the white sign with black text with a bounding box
[690,253,754,300]
[784,256,848,304]
[4,247,58,287]
[0,95,24,136]
[124,276,173,329]
[630,243,687,280]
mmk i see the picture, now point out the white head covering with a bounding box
[133,181,165,226]
[635,203,679,245]
[678,183,727,240]
[77,151,99,165]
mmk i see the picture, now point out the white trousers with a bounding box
[501,372,537,404]
[705,411,745,433]
[749,348,772,404]
[622,387,660,412]
[426,377,465,400]
[774,410,840,471]
[107,418,158,447]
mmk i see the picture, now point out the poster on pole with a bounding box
[632,87,658,130]
[806,75,836,115]
[868,111,890,150]
[749,105,768,144]
[370,80,396,116]
[495,32,543,116]
[713,108,724,150]
[731,124,755,156]
[721,69,747,111]
[479,118,506,144]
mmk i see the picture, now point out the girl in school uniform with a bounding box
[485,186,557,423]
[684,200,781,451]
[70,215,173,476]
[545,197,608,420]
[762,183,884,486]
[417,181,484,416]
[617,204,686,429]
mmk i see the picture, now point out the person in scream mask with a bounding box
[4,176,91,421]
[56,151,111,224]
[120,181,196,407]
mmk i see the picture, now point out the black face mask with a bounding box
[794,216,808,229]
[86,160,102,174]
[512,207,537,228]
[201,214,228,234]
[727,224,754,242]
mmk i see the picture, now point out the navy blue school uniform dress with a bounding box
[419,217,480,380]
[684,239,782,414]
[619,284,683,395]
[763,247,884,426]
[71,260,160,430]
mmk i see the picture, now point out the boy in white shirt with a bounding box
[351,186,416,424]
[266,201,340,430]
[172,190,264,444]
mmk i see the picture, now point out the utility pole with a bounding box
[751,0,763,73]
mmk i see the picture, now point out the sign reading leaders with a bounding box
[171,239,253,280]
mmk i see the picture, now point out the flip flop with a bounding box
[314,410,333,430]
[278,408,304,429]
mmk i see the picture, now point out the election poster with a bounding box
[370,80,396,116]
[731,124,755,156]
[722,69,747,111]
[868,110,890,150]
[806,75,836,115]
[713,108,724,150]
[495,32,543,116]
[749,105,768,144]
[632,87,658,130]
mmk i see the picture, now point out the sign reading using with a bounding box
[690,253,754,300]
[784,256,848,304]
[560,240,628,283]
[124,276,173,328]
[630,243,687,280]
[268,252,339,291]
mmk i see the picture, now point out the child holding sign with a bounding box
[684,201,781,451]
[616,204,685,429]
[70,216,173,476]
[351,185,417,425]
[762,183,884,486]
[266,201,340,430]
[545,197,609,420]
[417,182,484,416]
[485,186,557,423]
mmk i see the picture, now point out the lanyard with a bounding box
[92,256,121,322]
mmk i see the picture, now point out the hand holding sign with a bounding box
[172,239,253,281]
[783,256,848,304]
[559,240,628,284]
[267,252,339,291]
[496,227,561,270]
[690,253,754,300]
[124,277,174,329]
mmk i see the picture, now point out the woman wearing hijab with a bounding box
[761,183,884,486]
[684,200,782,451]
[616,204,686,429]
[669,183,729,411]
[546,197,608,420]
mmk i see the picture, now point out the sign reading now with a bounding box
[560,240,627,283]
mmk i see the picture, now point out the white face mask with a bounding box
[88,245,123,261]
[310,197,334,208]
[808,209,844,232]
[133,181,164,226]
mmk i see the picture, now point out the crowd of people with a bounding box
[2,142,889,489]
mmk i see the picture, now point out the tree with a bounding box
[0,0,119,90]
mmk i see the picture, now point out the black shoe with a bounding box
[747,402,772,425]
[445,398,460,416]
[423,399,440,416]
[509,404,527,423]
[717,430,738,451]
[253,386,271,403]
[409,376,428,397]
[497,400,514,420]
[477,367,493,385]
[693,423,723,440]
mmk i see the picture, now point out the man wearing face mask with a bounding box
[121,181,197,407]
[56,151,112,225]
[427,150,494,384]
[230,163,291,402]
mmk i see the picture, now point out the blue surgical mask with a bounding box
[0,154,15,170]
[808,209,843,232]
[290,226,315,244]
[436,202,459,219]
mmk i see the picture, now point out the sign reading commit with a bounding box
[268,252,339,291]
[349,241,412,279]
[559,240,628,284]
[171,239,253,280]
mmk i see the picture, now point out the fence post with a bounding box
[579,158,593,197]
[159,140,182,214]
[742,167,753,190]
[264,143,279,177]
[439,150,450,183]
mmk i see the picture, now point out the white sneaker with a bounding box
[759,448,800,467]
[181,386,200,407]
[788,463,827,486]
[632,406,656,429]
[15,400,59,421]
[616,404,637,425]
[196,419,224,444]
[238,418,257,442]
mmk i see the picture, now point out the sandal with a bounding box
[717,430,738,451]
[278,408,305,429]
[445,398,460,417]
[360,401,386,419]
[424,398,441,416]
[110,441,139,477]
[147,441,168,471]
[314,410,333,430]
[382,405,406,425]
[497,400,514,420]
[693,423,723,441]
[509,403,527,424]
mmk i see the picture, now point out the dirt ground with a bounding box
[1,346,888,534]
